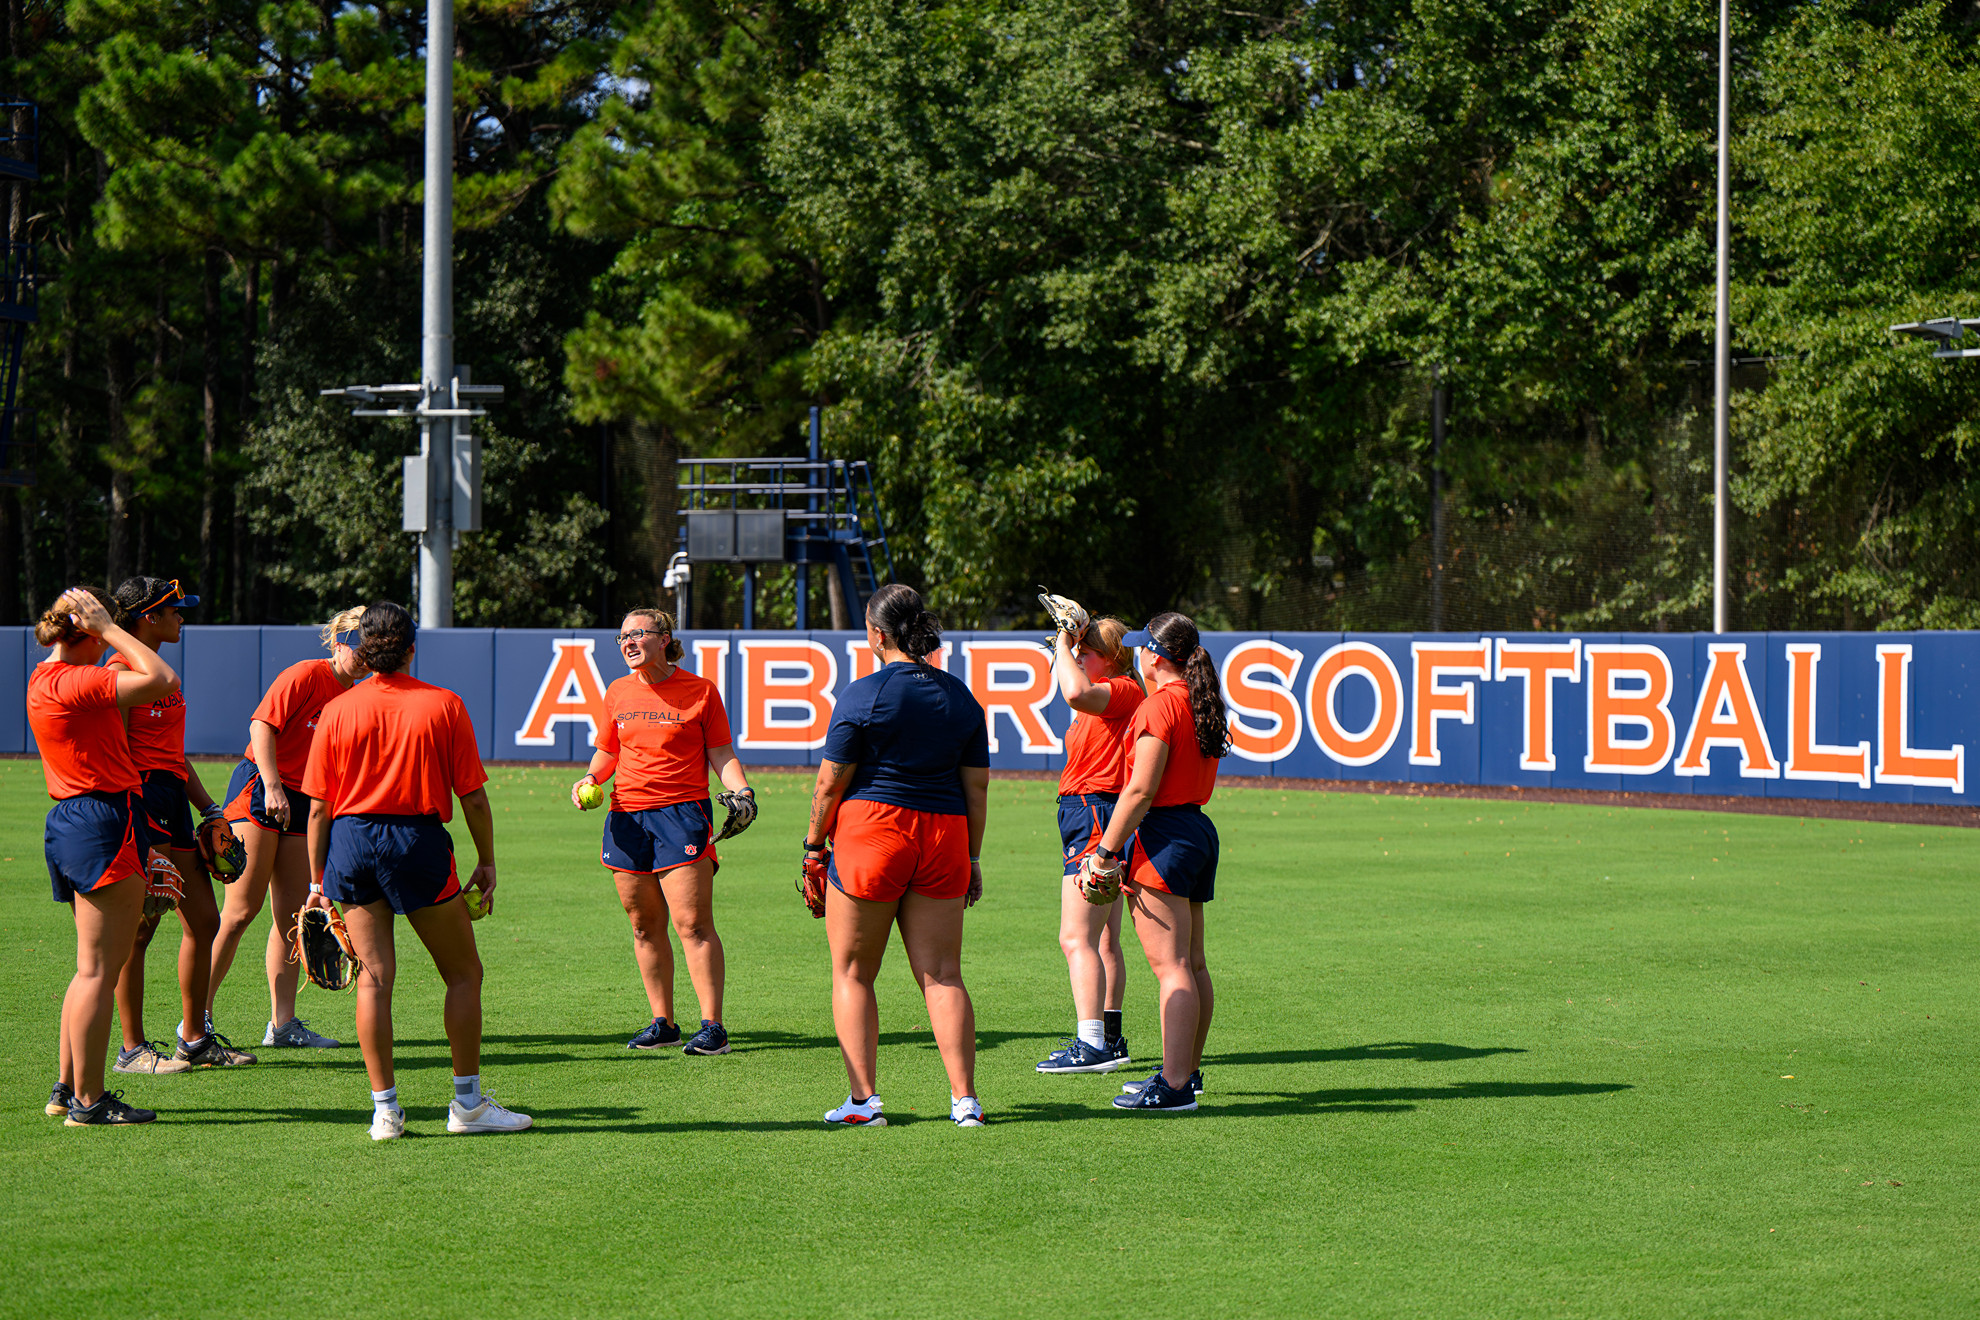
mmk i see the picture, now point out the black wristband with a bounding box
[803,838,826,852]
[1098,844,1124,862]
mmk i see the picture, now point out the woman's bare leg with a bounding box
[825,886,898,1099]
[899,891,975,1100]
[613,871,675,1021]
[207,823,277,1020]
[65,875,144,1105]
[340,901,398,1092]
[406,897,484,1079]
[169,848,220,1041]
[1128,887,1200,1089]
[1058,875,1116,1023]
[262,835,310,1028]
[1101,897,1126,1013]
[1187,901,1212,1069]
[658,858,723,1023]
[113,912,162,1050]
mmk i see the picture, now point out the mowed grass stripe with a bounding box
[0,760,1974,1318]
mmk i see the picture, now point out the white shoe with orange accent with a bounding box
[950,1096,985,1127]
[823,1094,885,1127]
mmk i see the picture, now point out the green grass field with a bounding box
[1,760,1976,1318]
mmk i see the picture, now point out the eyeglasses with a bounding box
[617,628,670,643]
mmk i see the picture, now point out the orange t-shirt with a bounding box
[27,662,141,799]
[244,659,350,789]
[301,671,487,820]
[1125,680,1219,809]
[109,652,186,778]
[1058,676,1146,796]
[594,669,734,810]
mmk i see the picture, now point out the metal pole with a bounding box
[1712,0,1731,635]
[797,406,819,630]
[418,0,455,629]
[1429,366,1446,633]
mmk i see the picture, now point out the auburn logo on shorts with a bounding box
[685,843,698,857]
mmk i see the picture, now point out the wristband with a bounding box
[803,838,826,852]
[1097,844,1124,862]
[309,882,323,895]
[969,856,981,864]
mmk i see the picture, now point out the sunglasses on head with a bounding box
[139,579,193,615]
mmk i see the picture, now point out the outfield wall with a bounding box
[3,628,1973,805]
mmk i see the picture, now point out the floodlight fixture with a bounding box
[1891,317,1980,357]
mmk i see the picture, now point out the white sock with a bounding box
[371,1086,399,1116]
[1077,1019,1106,1049]
[454,1074,482,1108]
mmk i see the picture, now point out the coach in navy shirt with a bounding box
[802,584,990,1129]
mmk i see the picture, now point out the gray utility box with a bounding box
[687,509,787,563]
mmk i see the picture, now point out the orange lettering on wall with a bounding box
[737,640,837,751]
[692,640,730,707]
[1874,644,1964,793]
[845,640,949,682]
[962,642,1060,755]
[1222,640,1304,763]
[1675,643,1779,778]
[1409,640,1491,766]
[1782,644,1868,788]
[1305,642,1404,767]
[1494,639,1581,772]
[1583,644,1676,775]
[515,638,610,748]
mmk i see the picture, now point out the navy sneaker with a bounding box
[1121,1065,1203,1096]
[628,1018,683,1050]
[1111,1073,1198,1113]
[1105,1035,1132,1069]
[45,1080,72,1117]
[1036,1037,1125,1074]
[65,1089,158,1126]
[682,1020,731,1056]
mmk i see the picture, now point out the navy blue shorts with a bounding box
[322,814,462,916]
[601,800,717,875]
[45,791,144,904]
[1128,804,1218,902]
[222,758,312,837]
[1058,793,1118,877]
[137,769,197,852]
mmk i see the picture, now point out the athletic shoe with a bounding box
[1105,1035,1132,1069]
[45,1081,73,1117]
[951,1096,985,1127]
[1111,1073,1199,1113]
[627,1017,683,1050]
[823,1094,886,1127]
[264,1017,341,1048]
[1036,1037,1125,1074]
[1121,1066,1204,1096]
[114,1041,191,1075]
[447,1095,533,1134]
[65,1090,157,1126]
[369,1106,406,1141]
[175,1032,258,1067]
[177,1011,216,1042]
[682,1020,731,1056]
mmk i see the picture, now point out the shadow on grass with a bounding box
[512,1105,943,1133]
[392,1029,1062,1056]
[1203,1041,1528,1067]
[998,1080,1630,1123]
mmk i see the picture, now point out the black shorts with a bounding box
[137,769,197,852]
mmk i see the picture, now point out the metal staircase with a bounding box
[0,103,35,489]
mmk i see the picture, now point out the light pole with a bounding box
[1712,0,1731,635]
[1891,318,1980,358]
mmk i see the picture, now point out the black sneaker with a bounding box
[1111,1073,1199,1113]
[1036,1037,1124,1074]
[1121,1065,1203,1097]
[682,1020,731,1056]
[45,1081,72,1117]
[65,1089,158,1126]
[628,1018,683,1050]
[175,1031,257,1067]
[1105,1035,1132,1069]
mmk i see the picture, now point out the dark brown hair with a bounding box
[867,583,942,660]
[1144,611,1230,759]
[35,587,124,648]
[356,601,416,674]
[623,607,686,663]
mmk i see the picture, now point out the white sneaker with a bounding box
[823,1094,885,1127]
[369,1106,406,1141]
[951,1095,985,1127]
[447,1095,533,1134]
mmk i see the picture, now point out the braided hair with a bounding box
[1144,611,1230,759]
[866,583,943,661]
[356,601,416,675]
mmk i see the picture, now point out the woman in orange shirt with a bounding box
[1079,611,1228,1115]
[1035,616,1142,1076]
[208,606,367,1056]
[29,587,179,1125]
[301,601,527,1140]
[570,608,753,1056]
[104,577,231,1076]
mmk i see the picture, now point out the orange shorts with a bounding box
[828,799,970,903]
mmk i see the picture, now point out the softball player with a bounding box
[207,606,367,1056]
[31,587,178,1125]
[1036,617,1142,1075]
[105,578,231,1075]
[803,584,990,1128]
[1082,611,1228,1114]
[300,601,528,1140]
[571,609,752,1056]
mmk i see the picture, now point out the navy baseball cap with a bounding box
[1118,629,1181,661]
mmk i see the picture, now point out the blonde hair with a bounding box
[1082,617,1139,682]
[35,587,124,648]
[320,606,365,651]
[624,607,686,662]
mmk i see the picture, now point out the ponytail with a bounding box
[866,582,942,661]
[35,587,123,647]
[356,600,416,674]
[1144,611,1230,760]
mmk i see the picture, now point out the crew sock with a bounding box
[1077,1019,1106,1049]
[1103,1010,1123,1041]
[372,1086,399,1118]
[454,1074,483,1108]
